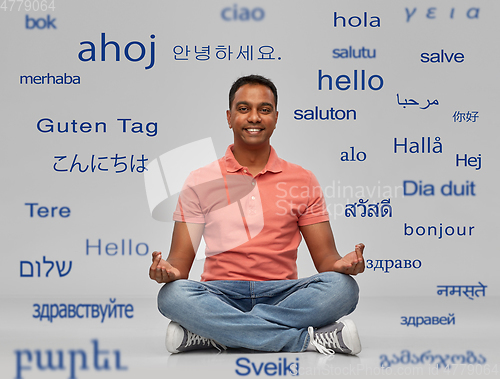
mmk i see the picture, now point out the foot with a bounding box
[307,319,361,355]
[165,321,227,354]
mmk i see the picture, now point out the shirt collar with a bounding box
[224,144,282,174]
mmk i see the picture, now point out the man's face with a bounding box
[226,84,278,148]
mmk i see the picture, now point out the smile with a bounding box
[244,128,263,133]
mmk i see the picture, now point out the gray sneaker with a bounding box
[165,321,227,354]
[308,319,361,355]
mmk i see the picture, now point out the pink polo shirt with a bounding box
[173,145,329,281]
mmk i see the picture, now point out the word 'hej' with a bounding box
[456,154,481,170]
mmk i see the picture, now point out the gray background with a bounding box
[1,1,498,378]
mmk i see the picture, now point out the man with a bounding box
[149,75,365,355]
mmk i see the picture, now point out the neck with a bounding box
[232,142,271,173]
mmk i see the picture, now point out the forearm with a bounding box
[166,256,192,279]
[164,222,201,279]
[314,252,343,273]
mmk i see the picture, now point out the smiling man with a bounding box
[149,74,365,355]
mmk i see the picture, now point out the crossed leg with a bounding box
[157,271,359,352]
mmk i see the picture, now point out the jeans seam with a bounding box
[301,329,310,352]
[250,281,256,308]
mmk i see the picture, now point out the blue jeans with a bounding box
[157,271,359,352]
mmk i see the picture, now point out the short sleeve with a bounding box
[297,171,329,226]
[172,171,206,224]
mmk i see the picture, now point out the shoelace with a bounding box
[307,326,341,355]
[185,330,227,352]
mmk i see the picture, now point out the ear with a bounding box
[226,110,231,128]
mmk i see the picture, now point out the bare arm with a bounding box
[149,222,204,283]
[299,221,365,276]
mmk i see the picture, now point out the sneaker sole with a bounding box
[341,319,362,355]
[165,321,183,354]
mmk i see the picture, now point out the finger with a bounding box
[149,258,160,279]
[150,265,161,280]
[162,268,170,283]
[155,267,168,283]
[166,270,175,282]
[358,260,365,273]
[355,244,364,262]
[341,260,355,274]
[151,265,159,281]
[347,251,358,266]
[150,253,162,272]
[353,258,365,275]
[358,243,365,254]
[152,251,162,262]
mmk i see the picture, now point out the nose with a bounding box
[247,109,261,123]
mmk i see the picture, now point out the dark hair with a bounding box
[228,75,278,109]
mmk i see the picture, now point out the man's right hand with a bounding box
[149,251,182,283]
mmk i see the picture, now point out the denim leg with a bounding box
[157,272,359,352]
[250,271,359,329]
[158,279,307,352]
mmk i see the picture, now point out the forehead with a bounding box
[233,84,275,107]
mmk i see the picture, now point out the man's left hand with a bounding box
[332,243,365,276]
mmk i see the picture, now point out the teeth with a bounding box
[247,129,261,132]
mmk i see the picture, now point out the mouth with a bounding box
[244,128,264,135]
